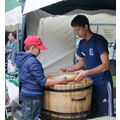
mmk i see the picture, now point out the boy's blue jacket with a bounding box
[16,52,47,99]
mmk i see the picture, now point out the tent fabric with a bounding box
[26,15,75,74]
[65,10,116,24]
[23,0,63,14]
[24,10,115,74]
[23,0,116,15]
[26,10,52,35]
[5,6,22,32]
[20,8,52,50]
[65,9,115,16]
[41,0,116,15]
[37,16,75,74]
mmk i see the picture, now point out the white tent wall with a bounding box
[65,9,116,25]
[65,9,115,16]
[23,0,63,14]
[26,10,52,35]
[26,12,42,35]
[37,16,75,74]
[25,9,116,74]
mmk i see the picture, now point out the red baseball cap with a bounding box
[24,35,47,50]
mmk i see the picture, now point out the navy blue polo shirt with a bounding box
[77,33,112,85]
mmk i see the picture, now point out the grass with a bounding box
[6,118,12,120]
[112,75,116,88]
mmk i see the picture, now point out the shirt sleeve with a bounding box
[95,36,109,55]
[77,41,84,58]
[11,40,17,63]
[5,41,9,53]
[29,59,47,87]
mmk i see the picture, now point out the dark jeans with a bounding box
[91,82,114,117]
[20,98,41,120]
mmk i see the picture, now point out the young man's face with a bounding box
[72,25,88,38]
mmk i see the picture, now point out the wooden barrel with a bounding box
[42,77,93,120]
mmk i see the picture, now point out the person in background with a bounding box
[5,32,17,73]
[16,35,68,120]
[60,15,114,117]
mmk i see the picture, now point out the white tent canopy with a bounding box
[23,0,63,14]
[5,6,22,32]
[25,9,116,74]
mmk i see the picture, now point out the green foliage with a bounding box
[112,75,116,88]
[5,0,22,12]
[6,117,12,120]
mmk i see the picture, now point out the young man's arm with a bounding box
[75,52,109,82]
[60,57,85,72]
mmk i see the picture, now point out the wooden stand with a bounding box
[42,73,93,119]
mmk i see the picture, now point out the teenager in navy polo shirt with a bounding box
[61,15,114,117]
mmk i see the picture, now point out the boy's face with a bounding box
[72,25,88,38]
[32,46,40,57]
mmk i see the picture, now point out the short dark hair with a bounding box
[71,15,90,29]
[10,32,16,38]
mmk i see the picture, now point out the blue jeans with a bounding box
[20,98,41,120]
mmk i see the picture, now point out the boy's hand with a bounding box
[60,77,68,84]
[60,68,67,73]
[45,74,52,78]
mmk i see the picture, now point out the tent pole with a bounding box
[16,24,19,52]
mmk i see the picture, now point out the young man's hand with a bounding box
[74,70,87,82]
[60,68,67,73]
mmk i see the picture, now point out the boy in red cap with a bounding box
[16,35,68,120]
